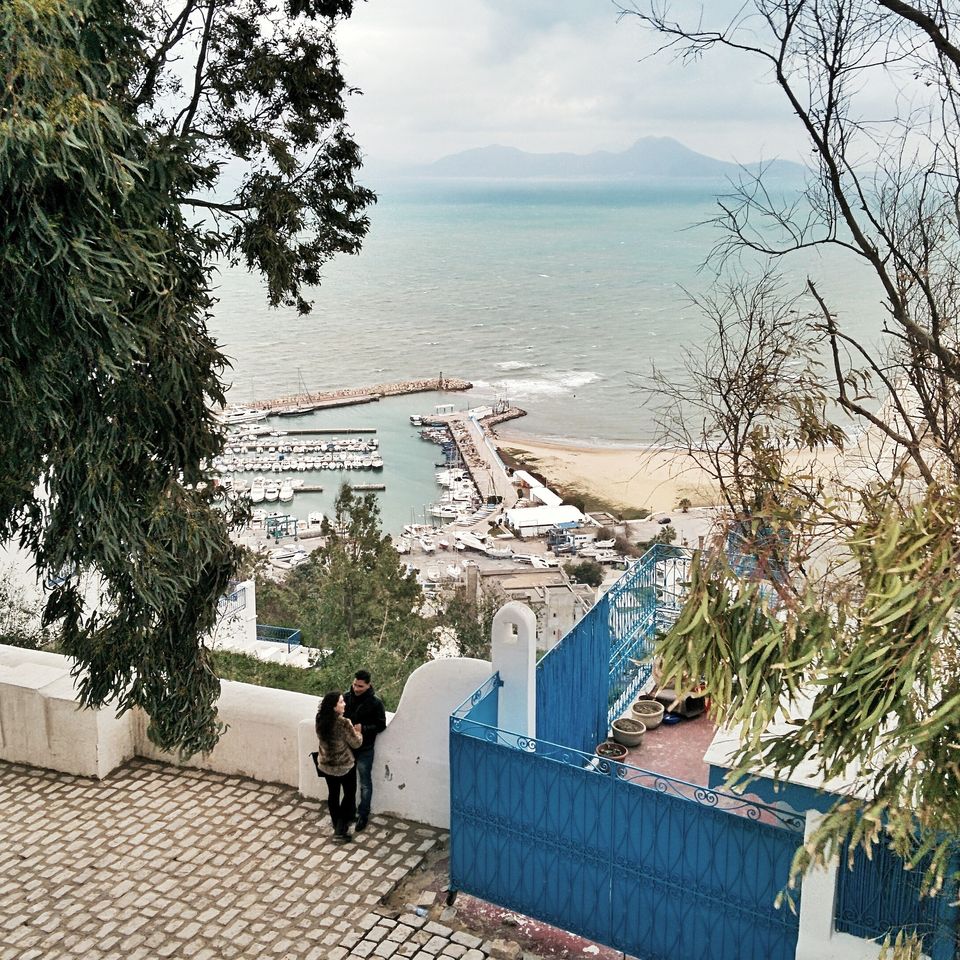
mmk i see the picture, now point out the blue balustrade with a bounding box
[217,582,247,618]
[536,544,693,752]
[835,840,960,960]
[256,624,302,652]
[450,716,804,960]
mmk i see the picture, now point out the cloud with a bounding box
[336,0,810,166]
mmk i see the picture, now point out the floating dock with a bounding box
[279,427,377,435]
[349,484,386,492]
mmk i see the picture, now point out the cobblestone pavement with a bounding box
[0,759,520,960]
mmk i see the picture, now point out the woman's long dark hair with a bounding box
[316,691,342,747]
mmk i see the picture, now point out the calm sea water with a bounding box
[209,178,881,531]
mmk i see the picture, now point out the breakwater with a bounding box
[241,376,472,417]
[480,405,527,430]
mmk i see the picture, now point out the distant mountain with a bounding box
[410,137,803,180]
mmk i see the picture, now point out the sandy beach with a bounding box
[495,434,722,515]
[496,424,894,519]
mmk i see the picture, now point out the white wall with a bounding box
[137,680,317,787]
[0,642,494,829]
[298,657,493,828]
[491,603,536,737]
[0,645,135,778]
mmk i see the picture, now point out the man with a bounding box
[342,669,386,832]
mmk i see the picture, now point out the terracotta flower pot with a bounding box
[594,739,628,762]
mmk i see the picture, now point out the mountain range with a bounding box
[405,136,803,180]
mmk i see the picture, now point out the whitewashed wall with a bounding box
[0,645,135,778]
[298,657,493,828]
[0,642,493,829]
[136,680,317,787]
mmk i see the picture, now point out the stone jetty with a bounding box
[241,375,472,416]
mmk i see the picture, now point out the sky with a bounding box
[334,0,811,168]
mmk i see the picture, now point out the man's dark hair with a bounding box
[354,669,372,683]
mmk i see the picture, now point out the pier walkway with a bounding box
[438,412,519,511]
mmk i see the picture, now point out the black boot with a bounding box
[334,819,352,843]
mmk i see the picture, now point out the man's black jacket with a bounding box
[343,686,387,753]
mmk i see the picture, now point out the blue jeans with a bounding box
[355,750,374,820]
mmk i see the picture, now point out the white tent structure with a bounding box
[504,504,585,537]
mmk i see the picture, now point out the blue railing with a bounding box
[256,624,302,652]
[535,544,693,753]
[835,839,960,960]
[452,710,805,833]
[217,582,247,618]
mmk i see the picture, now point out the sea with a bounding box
[208,177,882,532]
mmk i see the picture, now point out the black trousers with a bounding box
[322,766,357,831]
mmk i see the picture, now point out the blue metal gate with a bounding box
[835,839,959,959]
[451,678,804,960]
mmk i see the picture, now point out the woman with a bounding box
[315,691,363,842]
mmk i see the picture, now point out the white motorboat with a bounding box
[278,480,294,503]
[250,509,266,529]
[269,546,309,570]
[420,537,436,553]
[395,536,411,554]
[457,532,487,552]
[430,503,462,520]
[250,477,266,504]
[264,481,280,502]
[307,511,325,531]
[216,407,267,426]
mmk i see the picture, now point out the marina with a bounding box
[220,385,569,555]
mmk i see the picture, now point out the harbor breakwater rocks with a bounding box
[245,376,473,414]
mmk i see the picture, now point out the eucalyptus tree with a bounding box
[0,0,372,754]
[626,0,960,896]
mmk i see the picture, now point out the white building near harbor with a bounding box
[504,504,585,537]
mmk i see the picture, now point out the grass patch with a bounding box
[212,650,331,699]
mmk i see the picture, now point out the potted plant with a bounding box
[611,717,646,747]
[594,739,628,762]
[631,697,665,730]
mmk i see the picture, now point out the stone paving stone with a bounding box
[0,759,450,960]
[451,931,483,949]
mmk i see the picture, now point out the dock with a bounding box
[349,483,386,492]
[278,427,377,435]
[433,409,525,510]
